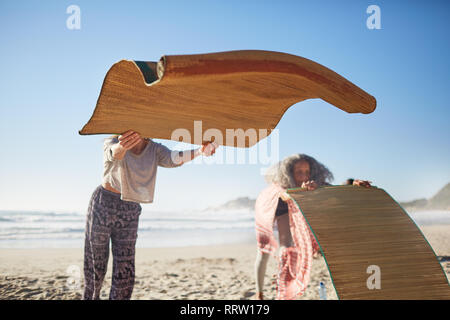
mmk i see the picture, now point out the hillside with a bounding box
[400,182,450,211]
[207,182,450,212]
[203,197,256,211]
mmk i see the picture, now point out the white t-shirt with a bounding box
[103,137,182,203]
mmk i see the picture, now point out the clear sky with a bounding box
[0,0,449,213]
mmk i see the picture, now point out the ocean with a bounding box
[0,209,449,249]
[0,208,256,248]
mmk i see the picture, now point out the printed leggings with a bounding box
[83,185,141,300]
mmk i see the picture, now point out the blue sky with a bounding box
[0,0,449,213]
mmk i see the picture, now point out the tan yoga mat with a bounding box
[79,50,376,147]
[287,185,450,300]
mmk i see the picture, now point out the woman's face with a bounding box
[293,160,311,187]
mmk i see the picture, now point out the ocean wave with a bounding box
[0,227,85,237]
[0,210,83,217]
[0,233,84,241]
[408,210,450,225]
[1,209,446,244]
[138,224,255,231]
[140,216,254,223]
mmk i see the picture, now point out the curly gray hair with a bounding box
[264,154,334,188]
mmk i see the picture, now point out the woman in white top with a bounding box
[83,130,218,300]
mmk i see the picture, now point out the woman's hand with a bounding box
[301,180,318,191]
[353,179,372,188]
[111,130,142,160]
[200,141,218,156]
[117,130,142,150]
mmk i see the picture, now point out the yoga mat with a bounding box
[287,185,450,300]
[79,50,376,147]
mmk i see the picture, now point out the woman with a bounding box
[83,130,218,300]
[254,154,371,300]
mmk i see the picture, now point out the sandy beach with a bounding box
[0,225,448,300]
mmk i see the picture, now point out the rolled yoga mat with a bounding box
[287,185,450,299]
[79,50,376,147]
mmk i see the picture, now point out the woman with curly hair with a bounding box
[254,154,371,300]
